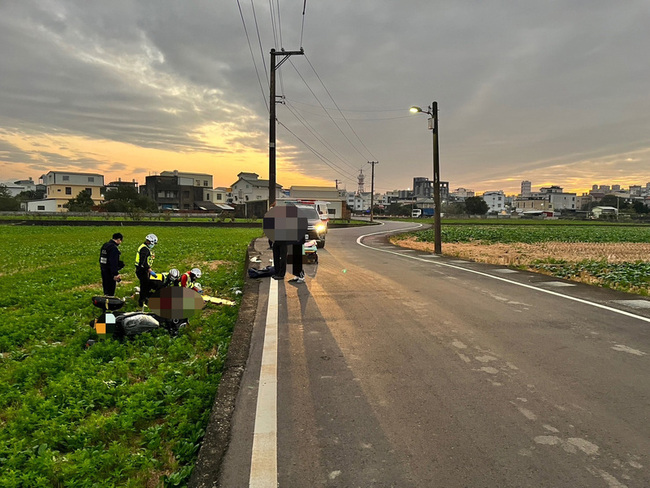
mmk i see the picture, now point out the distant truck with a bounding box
[411,208,434,218]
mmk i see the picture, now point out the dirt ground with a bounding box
[392,236,650,267]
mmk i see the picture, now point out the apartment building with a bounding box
[38,171,104,212]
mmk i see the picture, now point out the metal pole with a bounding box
[368,161,378,222]
[431,101,442,254]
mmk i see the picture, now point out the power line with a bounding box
[305,54,377,161]
[236,0,268,111]
[289,59,371,163]
[284,100,361,172]
[250,0,269,91]
[275,0,283,48]
[277,120,359,181]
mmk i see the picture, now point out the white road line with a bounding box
[356,228,650,325]
[249,279,279,488]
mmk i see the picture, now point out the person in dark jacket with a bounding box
[99,232,124,296]
[135,233,158,307]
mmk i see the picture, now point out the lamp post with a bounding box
[410,102,441,254]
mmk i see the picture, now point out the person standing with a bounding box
[135,233,158,307]
[99,232,124,296]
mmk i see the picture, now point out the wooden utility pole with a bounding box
[269,48,304,207]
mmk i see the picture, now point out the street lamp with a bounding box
[410,102,442,254]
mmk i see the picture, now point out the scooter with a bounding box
[88,295,188,344]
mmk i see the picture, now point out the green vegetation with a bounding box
[395,223,650,295]
[0,226,262,487]
[423,224,650,244]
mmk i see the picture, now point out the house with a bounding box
[591,206,618,219]
[38,171,104,212]
[142,170,214,211]
[481,190,506,213]
[230,172,282,204]
[0,177,38,197]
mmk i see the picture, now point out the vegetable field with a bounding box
[0,226,261,487]
[394,224,650,295]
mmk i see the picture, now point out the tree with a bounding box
[0,184,20,211]
[442,201,466,215]
[385,202,411,216]
[632,200,650,214]
[599,195,630,210]
[64,189,94,212]
[101,185,158,213]
[464,196,489,216]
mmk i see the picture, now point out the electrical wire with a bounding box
[268,0,278,48]
[284,100,361,172]
[276,0,283,48]
[305,54,377,161]
[289,59,371,163]
[250,0,269,90]
[277,120,359,181]
[237,0,268,111]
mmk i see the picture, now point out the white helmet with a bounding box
[145,233,158,245]
[169,268,180,280]
[191,267,202,278]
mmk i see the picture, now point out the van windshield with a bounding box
[294,205,320,220]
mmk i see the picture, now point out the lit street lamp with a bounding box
[410,102,442,254]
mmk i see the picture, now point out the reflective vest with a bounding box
[181,272,196,289]
[135,243,153,269]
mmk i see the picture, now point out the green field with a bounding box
[397,223,650,294]
[0,226,262,487]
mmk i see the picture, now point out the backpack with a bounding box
[248,266,276,278]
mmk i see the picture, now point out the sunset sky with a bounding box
[1,1,649,195]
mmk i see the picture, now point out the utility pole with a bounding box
[431,101,441,254]
[368,161,379,222]
[269,48,304,207]
[335,179,342,190]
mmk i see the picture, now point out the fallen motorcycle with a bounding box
[87,295,188,345]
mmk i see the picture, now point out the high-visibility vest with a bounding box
[181,272,196,289]
[135,243,153,269]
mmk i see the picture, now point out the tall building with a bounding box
[521,180,531,197]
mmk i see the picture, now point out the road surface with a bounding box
[217,220,650,488]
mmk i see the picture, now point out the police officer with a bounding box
[135,233,158,307]
[99,232,124,296]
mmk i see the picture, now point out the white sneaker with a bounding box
[289,276,305,283]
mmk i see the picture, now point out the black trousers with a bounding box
[101,268,117,296]
[136,268,151,306]
[272,241,287,277]
[289,244,304,278]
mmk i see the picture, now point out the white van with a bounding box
[275,199,330,248]
[278,199,330,223]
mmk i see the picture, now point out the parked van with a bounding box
[275,199,330,248]
[278,199,330,222]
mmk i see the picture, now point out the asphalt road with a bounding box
[216,220,650,488]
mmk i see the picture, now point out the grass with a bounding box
[0,226,262,487]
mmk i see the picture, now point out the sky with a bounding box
[1,0,650,196]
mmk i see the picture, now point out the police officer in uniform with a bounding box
[99,232,124,296]
[135,233,158,307]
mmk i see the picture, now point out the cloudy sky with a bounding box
[1,0,649,195]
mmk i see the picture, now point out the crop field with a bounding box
[0,225,262,487]
[393,224,650,295]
